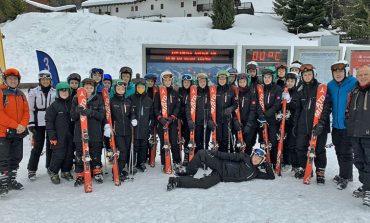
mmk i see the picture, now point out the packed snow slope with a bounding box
[1,11,316,83]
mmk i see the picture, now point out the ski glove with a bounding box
[233,119,242,131]
[50,140,58,146]
[224,107,234,116]
[159,117,167,126]
[207,120,216,131]
[282,92,291,103]
[188,121,195,130]
[104,124,111,138]
[312,124,324,137]
[167,115,176,125]
[131,119,138,127]
[257,118,268,128]
[28,126,36,135]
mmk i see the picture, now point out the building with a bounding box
[24,0,77,13]
[81,0,254,19]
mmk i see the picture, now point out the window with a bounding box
[181,2,184,7]
[116,7,119,13]
[151,4,154,10]
[187,14,192,17]
[135,6,138,11]
[161,4,164,9]
[193,1,196,7]
[98,8,102,14]
[131,6,134,11]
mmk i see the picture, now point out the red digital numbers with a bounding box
[252,50,282,62]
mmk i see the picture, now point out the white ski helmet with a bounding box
[246,61,259,72]
[331,60,349,76]
[160,70,173,83]
[38,70,52,80]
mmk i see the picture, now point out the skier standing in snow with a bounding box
[292,64,331,184]
[166,147,275,190]
[27,70,56,180]
[154,71,181,172]
[67,73,81,99]
[129,78,154,172]
[275,63,287,89]
[327,61,356,190]
[215,70,238,153]
[345,65,370,206]
[0,68,29,196]
[228,68,238,87]
[110,80,136,180]
[178,74,192,164]
[120,66,135,98]
[45,82,74,184]
[71,78,107,185]
[90,68,104,94]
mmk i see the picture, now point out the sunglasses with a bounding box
[91,68,103,75]
[331,63,347,71]
[299,64,314,72]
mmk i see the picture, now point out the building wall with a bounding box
[88,0,213,18]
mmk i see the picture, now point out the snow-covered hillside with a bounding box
[1,11,316,83]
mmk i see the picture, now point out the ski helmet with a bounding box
[90,68,104,78]
[103,74,113,83]
[246,61,259,72]
[331,60,349,75]
[55,82,71,98]
[286,72,298,81]
[3,68,21,87]
[227,68,238,75]
[275,63,287,78]
[299,64,316,82]
[38,70,52,80]
[251,147,267,165]
[144,73,157,81]
[195,73,208,86]
[216,70,229,81]
[237,73,248,80]
[290,60,302,72]
[81,78,97,87]
[67,73,81,83]
[182,74,193,86]
[160,70,173,83]
[134,77,147,94]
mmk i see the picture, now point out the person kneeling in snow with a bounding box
[167,148,275,191]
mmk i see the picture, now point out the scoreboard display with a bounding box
[143,45,237,86]
[242,46,291,73]
[345,47,370,75]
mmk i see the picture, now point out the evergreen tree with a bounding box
[0,0,16,23]
[11,0,26,17]
[335,0,370,36]
[210,0,235,30]
[273,0,288,16]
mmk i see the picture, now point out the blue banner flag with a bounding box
[36,50,59,88]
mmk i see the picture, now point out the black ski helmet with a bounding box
[67,73,81,83]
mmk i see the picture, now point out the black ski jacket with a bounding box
[185,86,212,126]
[216,85,237,124]
[129,92,154,139]
[111,94,133,137]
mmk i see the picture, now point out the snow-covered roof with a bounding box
[82,0,136,7]
[24,0,76,12]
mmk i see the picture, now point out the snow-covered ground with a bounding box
[0,135,369,222]
[1,11,316,83]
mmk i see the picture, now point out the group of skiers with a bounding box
[0,61,370,208]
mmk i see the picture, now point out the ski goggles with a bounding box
[182,74,193,81]
[91,68,104,75]
[246,64,257,71]
[59,88,69,92]
[331,63,347,71]
[116,80,127,87]
[299,64,314,73]
[38,72,51,79]
[237,73,248,80]
[252,148,266,157]
[120,67,132,74]
[196,73,208,80]
[162,74,173,79]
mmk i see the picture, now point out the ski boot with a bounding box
[74,173,84,187]
[175,166,188,177]
[282,164,292,173]
[61,172,74,181]
[47,168,52,176]
[363,191,370,207]
[136,163,147,172]
[353,186,365,198]
[0,173,8,197]
[8,170,23,190]
[119,170,129,182]
[167,177,179,191]
[316,168,325,185]
[49,170,61,185]
[290,167,299,177]
[173,163,181,173]
[28,170,36,181]
[337,178,349,190]
[93,167,104,184]
[294,167,304,179]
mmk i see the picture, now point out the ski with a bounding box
[188,85,197,161]
[160,86,172,174]
[209,85,218,150]
[232,87,246,153]
[77,87,92,193]
[275,87,288,176]
[102,89,121,186]
[256,84,271,163]
[149,86,158,168]
[303,84,327,185]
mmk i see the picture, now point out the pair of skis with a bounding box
[232,86,246,153]
[256,85,271,163]
[160,86,172,174]
[149,86,159,168]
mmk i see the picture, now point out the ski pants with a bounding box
[180,120,190,160]
[194,124,211,153]
[49,136,74,174]
[296,133,327,171]
[27,126,51,171]
[266,121,278,166]
[332,128,353,180]
[115,136,131,173]
[351,137,370,191]
[243,131,255,156]
[216,121,234,153]
[134,138,148,167]
[75,141,103,174]
[157,122,181,165]
[178,150,222,189]
[282,124,299,168]
[0,137,23,173]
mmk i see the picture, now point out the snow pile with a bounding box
[242,0,275,13]
[2,11,315,83]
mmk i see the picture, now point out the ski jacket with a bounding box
[125,82,135,98]
[0,88,29,137]
[154,86,179,125]
[211,151,275,182]
[261,84,282,124]
[130,93,154,139]
[111,95,133,137]
[71,94,105,143]
[216,85,237,124]
[345,84,370,138]
[238,87,257,129]
[45,97,73,147]
[178,87,190,121]
[28,86,56,127]
[293,79,332,136]
[327,76,357,129]
[185,86,212,126]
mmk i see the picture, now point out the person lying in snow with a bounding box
[166,148,275,191]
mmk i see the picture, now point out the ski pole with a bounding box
[103,147,108,175]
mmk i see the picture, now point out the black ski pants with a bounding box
[49,136,74,174]
[0,137,23,172]
[296,133,327,171]
[115,136,131,173]
[75,141,103,174]
[351,137,370,191]
[27,126,51,171]
[332,128,353,179]
[158,121,180,165]
[134,139,148,166]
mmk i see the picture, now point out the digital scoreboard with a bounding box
[143,44,237,86]
[345,47,370,75]
[241,46,291,72]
